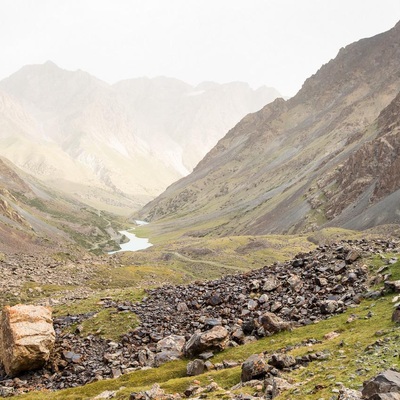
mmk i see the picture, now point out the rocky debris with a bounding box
[0,251,119,309]
[184,326,229,357]
[337,387,362,399]
[0,305,55,376]
[0,239,393,393]
[362,370,400,399]
[129,383,181,400]
[123,240,373,356]
[0,386,14,397]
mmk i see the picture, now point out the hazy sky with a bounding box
[0,0,399,96]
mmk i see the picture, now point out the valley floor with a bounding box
[0,227,398,399]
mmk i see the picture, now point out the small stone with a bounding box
[177,302,189,312]
[324,331,340,340]
[92,390,117,399]
[346,250,360,263]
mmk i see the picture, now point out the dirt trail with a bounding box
[171,251,246,272]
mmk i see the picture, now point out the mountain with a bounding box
[319,89,400,229]
[0,63,280,214]
[139,21,400,236]
[113,77,280,174]
[0,156,123,254]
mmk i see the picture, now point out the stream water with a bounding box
[108,220,153,254]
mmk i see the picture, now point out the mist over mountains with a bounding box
[0,62,280,214]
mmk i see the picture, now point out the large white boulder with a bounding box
[0,304,55,376]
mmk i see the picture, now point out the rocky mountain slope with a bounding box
[0,156,124,254]
[0,63,279,214]
[320,89,400,229]
[139,21,400,236]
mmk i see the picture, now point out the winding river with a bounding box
[108,221,153,254]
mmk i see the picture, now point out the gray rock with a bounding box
[265,376,294,397]
[247,299,258,311]
[154,350,182,367]
[241,353,268,382]
[232,327,245,343]
[176,302,188,312]
[392,306,400,323]
[208,293,223,306]
[0,387,15,398]
[184,326,229,357]
[258,294,269,303]
[187,359,205,376]
[199,351,214,360]
[362,370,400,398]
[369,393,400,400]
[204,360,215,370]
[129,383,166,400]
[156,334,186,353]
[385,281,400,293]
[269,353,297,369]
[137,347,155,367]
[259,312,291,334]
[346,250,360,263]
[263,277,280,291]
[320,300,339,314]
[287,274,303,291]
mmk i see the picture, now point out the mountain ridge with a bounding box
[0,63,280,214]
[139,21,400,236]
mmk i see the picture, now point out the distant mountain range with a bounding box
[0,62,280,215]
[139,21,400,236]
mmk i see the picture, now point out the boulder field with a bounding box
[0,238,398,394]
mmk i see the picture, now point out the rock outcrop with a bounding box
[0,304,55,376]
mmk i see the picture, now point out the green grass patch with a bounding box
[75,309,139,341]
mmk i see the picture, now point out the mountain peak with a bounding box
[43,60,59,68]
[139,21,400,236]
